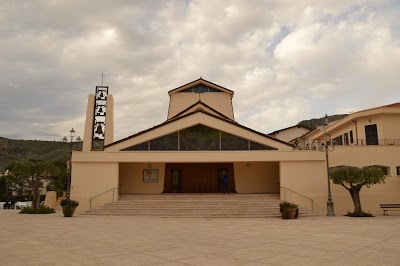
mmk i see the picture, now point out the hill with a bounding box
[0,137,82,173]
[298,114,348,129]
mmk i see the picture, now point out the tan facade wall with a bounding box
[82,95,95,152]
[279,161,328,213]
[71,161,119,212]
[380,114,400,140]
[199,93,234,120]
[104,95,114,145]
[167,92,234,120]
[119,163,166,194]
[234,162,279,193]
[328,146,400,214]
[324,115,385,144]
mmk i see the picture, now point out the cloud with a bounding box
[0,0,399,141]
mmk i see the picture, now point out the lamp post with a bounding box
[319,114,335,216]
[62,128,82,199]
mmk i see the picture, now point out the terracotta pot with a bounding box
[288,208,297,219]
[62,206,77,217]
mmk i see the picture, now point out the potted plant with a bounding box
[60,199,79,217]
[279,201,299,219]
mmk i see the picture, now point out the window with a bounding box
[181,85,220,93]
[180,125,219,150]
[349,130,354,144]
[344,133,349,145]
[371,165,389,176]
[365,124,378,145]
[397,166,400,176]
[334,135,343,145]
[121,124,277,151]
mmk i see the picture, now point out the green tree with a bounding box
[9,160,59,208]
[330,166,385,215]
[47,161,68,196]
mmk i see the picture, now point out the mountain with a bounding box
[297,114,348,129]
[0,137,82,173]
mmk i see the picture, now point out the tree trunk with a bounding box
[31,175,40,209]
[349,186,363,215]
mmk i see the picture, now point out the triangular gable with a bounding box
[168,78,234,97]
[105,109,293,152]
[168,101,232,121]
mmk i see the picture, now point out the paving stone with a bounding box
[0,210,400,265]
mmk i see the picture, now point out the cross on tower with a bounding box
[101,72,105,86]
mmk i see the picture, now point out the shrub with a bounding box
[60,199,79,207]
[280,201,299,219]
[19,206,55,214]
[345,211,374,217]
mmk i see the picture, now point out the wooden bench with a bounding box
[380,204,400,216]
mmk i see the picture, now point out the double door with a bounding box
[164,163,234,193]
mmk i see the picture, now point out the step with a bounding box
[83,194,319,218]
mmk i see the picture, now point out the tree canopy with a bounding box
[9,160,59,208]
[330,166,385,216]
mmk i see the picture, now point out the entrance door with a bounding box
[365,124,378,145]
[217,169,227,193]
[171,169,182,193]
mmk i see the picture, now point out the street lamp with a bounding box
[62,128,81,199]
[318,114,335,217]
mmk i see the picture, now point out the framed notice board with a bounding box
[143,169,158,183]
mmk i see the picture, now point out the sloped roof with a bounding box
[304,102,400,139]
[168,100,233,121]
[168,77,234,96]
[104,109,293,149]
[268,124,312,135]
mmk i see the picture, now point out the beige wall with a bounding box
[328,146,400,214]
[71,160,119,212]
[330,146,400,173]
[234,162,279,193]
[119,163,166,194]
[168,92,234,120]
[380,113,400,140]
[83,95,95,152]
[280,161,328,213]
[104,95,114,146]
[307,108,400,143]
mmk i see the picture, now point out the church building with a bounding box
[71,78,330,213]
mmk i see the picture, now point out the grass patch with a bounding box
[345,211,374,217]
[19,206,55,214]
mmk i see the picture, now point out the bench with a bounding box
[380,204,400,216]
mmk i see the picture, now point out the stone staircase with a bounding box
[83,194,319,218]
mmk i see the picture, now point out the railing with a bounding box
[356,139,400,146]
[89,188,118,210]
[280,187,313,210]
[296,139,400,150]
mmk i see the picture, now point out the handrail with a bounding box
[280,187,313,210]
[89,188,118,210]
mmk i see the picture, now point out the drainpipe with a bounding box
[352,119,358,145]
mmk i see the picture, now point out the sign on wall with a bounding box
[143,169,159,183]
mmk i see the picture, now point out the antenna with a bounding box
[101,72,105,86]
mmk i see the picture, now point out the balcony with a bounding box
[295,139,400,150]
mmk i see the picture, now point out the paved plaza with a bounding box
[1,210,400,265]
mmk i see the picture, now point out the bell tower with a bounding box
[82,86,114,151]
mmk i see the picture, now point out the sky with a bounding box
[1,0,399,142]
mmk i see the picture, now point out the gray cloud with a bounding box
[0,0,399,141]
